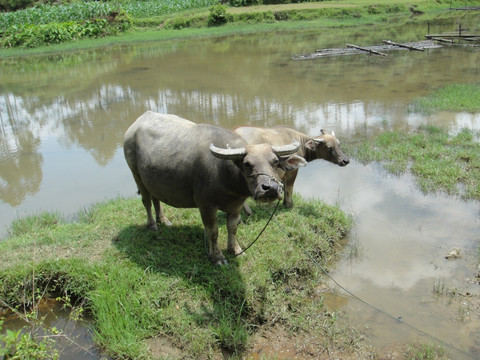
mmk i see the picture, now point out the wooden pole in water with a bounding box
[346,44,388,56]
[382,40,425,51]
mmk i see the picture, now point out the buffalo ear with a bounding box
[305,139,319,150]
[279,155,307,171]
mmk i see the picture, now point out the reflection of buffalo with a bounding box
[123,112,306,265]
[0,130,42,206]
[234,126,349,208]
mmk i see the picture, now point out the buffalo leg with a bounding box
[200,208,227,265]
[227,212,244,256]
[141,193,157,230]
[282,170,298,208]
[132,173,157,230]
[242,203,252,216]
[153,197,172,226]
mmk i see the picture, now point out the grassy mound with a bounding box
[0,194,354,359]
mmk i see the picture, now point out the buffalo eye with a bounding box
[243,160,253,170]
[272,158,280,167]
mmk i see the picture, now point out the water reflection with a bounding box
[294,161,480,358]
[0,95,43,206]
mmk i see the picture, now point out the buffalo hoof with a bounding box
[147,223,158,231]
[211,257,229,266]
[228,245,245,257]
[160,217,172,227]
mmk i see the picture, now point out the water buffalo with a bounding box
[123,112,307,265]
[234,126,349,208]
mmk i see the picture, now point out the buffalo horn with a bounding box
[272,140,300,156]
[210,144,246,160]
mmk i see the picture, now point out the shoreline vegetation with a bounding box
[1,1,480,359]
[345,126,480,200]
[1,0,480,56]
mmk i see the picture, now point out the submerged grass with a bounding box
[346,126,480,200]
[412,83,480,114]
[0,195,356,359]
[405,342,447,360]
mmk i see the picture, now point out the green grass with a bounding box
[345,126,480,199]
[0,195,357,359]
[0,0,217,28]
[412,83,480,114]
[405,342,447,360]
[2,0,478,50]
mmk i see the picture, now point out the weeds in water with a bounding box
[432,278,446,296]
[0,320,59,360]
[412,83,480,114]
[405,342,447,360]
[457,302,471,323]
[0,268,91,360]
[346,126,480,200]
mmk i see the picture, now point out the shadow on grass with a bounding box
[112,206,276,357]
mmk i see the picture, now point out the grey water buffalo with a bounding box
[234,126,349,208]
[123,112,307,265]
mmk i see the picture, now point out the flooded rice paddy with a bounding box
[1,12,479,358]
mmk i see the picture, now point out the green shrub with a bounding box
[0,2,118,29]
[263,0,289,4]
[121,0,219,18]
[0,0,35,12]
[233,10,275,23]
[225,0,259,7]
[207,4,227,26]
[0,10,132,48]
[164,15,191,29]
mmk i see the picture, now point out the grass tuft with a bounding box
[404,341,447,360]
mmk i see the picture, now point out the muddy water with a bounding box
[1,299,106,359]
[1,12,479,358]
[296,162,480,358]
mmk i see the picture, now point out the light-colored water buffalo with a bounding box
[234,126,349,208]
[123,112,307,265]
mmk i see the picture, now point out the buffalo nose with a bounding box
[342,158,350,166]
[262,182,278,192]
